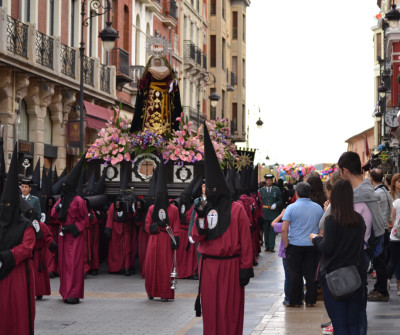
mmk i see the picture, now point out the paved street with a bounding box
[35,237,400,335]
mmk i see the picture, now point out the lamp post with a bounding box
[79,0,119,154]
[385,1,400,29]
[197,72,220,128]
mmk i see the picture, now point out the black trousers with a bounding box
[286,244,317,305]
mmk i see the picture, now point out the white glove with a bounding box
[132,204,135,213]
[0,260,2,269]
[32,220,40,233]
[41,213,46,223]
[271,204,276,210]
[198,218,205,229]
[169,81,174,93]
[117,211,123,218]
[189,236,195,244]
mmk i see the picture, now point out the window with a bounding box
[232,56,237,85]
[70,0,78,47]
[222,0,225,19]
[135,15,140,65]
[221,90,225,119]
[211,35,216,67]
[377,32,382,60]
[18,99,29,141]
[242,104,246,133]
[44,109,52,145]
[243,14,246,41]
[232,103,237,132]
[89,10,95,57]
[232,12,238,39]
[211,0,216,15]
[49,0,55,35]
[210,88,216,120]
[242,59,245,87]
[123,6,129,52]
[222,38,226,69]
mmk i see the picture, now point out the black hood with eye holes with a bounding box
[151,161,170,224]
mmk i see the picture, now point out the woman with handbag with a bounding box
[310,179,366,335]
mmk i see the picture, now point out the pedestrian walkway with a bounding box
[35,237,400,334]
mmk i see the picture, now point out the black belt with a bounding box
[201,253,239,260]
[180,227,188,231]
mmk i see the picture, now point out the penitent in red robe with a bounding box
[47,207,60,274]
[176,206,198,278]
[144,205,180,299]
[33,221,54,297]
[89,210,102,272]
[134,212,149,278]
[106,204,132,273]
[83,213,91,274]
[51,196,87,300]
[192,201,254,335]
[0,227,36,335]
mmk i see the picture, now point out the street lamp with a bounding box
[197,72,219,127]
[79,0,119,154]
[385,1,400,29]
[255,107,264,128]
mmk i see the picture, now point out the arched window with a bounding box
[18,99,29,141]
[123,5,129,52]
[44,108,52,145]
[135,15,140,65]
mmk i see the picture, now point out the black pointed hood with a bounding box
[85,171,96,196]
[40,166,52,213]
[151,162,169,223]
[52,167,67,195]
[202,123,231,240]
[251,165,259,193]
[94,169,106,195]
[53,167,59,184]
[179,176,200,224]
[191,176,204,199]
[145,169,158,210]
[225,168,238,201]
[31,158,41,197]
[0,144,30,255]
[119,161,131,192]
[58,154,86,222]
[76,168,87,197]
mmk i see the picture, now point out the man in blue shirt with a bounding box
[281,182,323,307]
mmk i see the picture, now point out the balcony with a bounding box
[203,53,207,70]
[7,16,28,58]
[111,48,132,89]
[195,46,202,67]
[144,0,162,13]
[36,31,53,69]
[1,12,115,99]
[184,40,196,70]
[61,44,76,79]
[130,65,145,89]
[183,106,206,130]
[162,0,178,28]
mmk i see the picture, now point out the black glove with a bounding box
[194,200,208,219]
[171,236,179,250]
[157,220,167,228]
[104,227,112,240]
[61,223,80,237]
[149,223,159,234]
[239,268,254,287]
[49,241,58,253]
[186,240,191,251]
[55,203,62,212]
[95,211,103,220]
[251,205,256,215]
[0,250,16,277]
[88,213,94,221]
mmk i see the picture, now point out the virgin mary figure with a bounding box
[130,56,182,135]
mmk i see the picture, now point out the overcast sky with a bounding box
[242,0,380,166]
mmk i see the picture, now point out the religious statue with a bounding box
[130,55,182,135]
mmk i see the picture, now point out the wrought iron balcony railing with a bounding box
[170,0,178,19]
[231,72,235,86]
[111,48,130,77]
[83,55,94,86]
[203,53,207,70]
[60,44,76,79]
[6,15,28,58]
[195,46,202,66]
[100,64,111,93]
[184,40,196,63]
[36,31,54,69]
[130,65,145,88]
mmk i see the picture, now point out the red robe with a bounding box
[130,222,138,270]
[239,196,258,264]
[192,201,253,335]
[176,206,198,278]
[33,221,54,297]
[0,227,36,335]
[134,212,149,278]
[106,204,132,273]
[89,211,102,272]
[47,207,60,274]
[144,205,180,299]
[84,213,91,274]
[51,196,87,300]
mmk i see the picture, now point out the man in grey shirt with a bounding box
[368,168,391,301]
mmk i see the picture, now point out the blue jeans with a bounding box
[282,258,290,302]
[323,281,363,335]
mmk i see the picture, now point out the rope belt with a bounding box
[263,205,271,209]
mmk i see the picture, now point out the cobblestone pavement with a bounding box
[35,237,400,335]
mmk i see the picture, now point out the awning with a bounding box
[84,101,114,130]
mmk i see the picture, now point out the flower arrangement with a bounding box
[205,118,239,168]
[131,129,164,156]
[162,114,204,164]
[86,108,133,165]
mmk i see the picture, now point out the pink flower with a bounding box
[195,153,202,161]
[112,149,118,155]
[124,152,131,161]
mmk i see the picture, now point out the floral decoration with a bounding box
[131,129,164,156]
[86,108,133,165]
